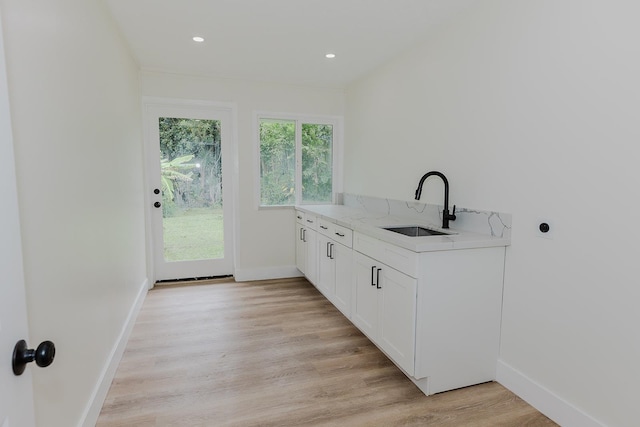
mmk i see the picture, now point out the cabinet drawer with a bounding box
[317,219,353,247]
[354,232,418,278]
[332,223,353,248]
[304,214,318,230]
[318,218,333,238]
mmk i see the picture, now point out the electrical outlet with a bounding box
[536,219,554,239]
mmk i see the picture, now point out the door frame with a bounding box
[142,97,238,284]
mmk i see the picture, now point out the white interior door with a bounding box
[0,12,36,426]
[144,99,235,282]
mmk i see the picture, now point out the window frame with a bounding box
[255,112,343,209]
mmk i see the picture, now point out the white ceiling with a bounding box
[104,0,477,89]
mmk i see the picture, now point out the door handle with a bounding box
[12,339,55,376]
[154,202,161,208]
[371,266,376,286]
[376,268,382,289]
[153,188,160,195]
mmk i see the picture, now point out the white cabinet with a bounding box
[317,220,353,317]
[295,211,318,284]
[353,252,379,338]
[316,234,335,296]
[353,230,505,396]
[333,242,353,316]
[295,223,306,273]
[353,251,416,375]
[295,209,506,397]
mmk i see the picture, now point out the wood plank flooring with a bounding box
[97,278,556,426]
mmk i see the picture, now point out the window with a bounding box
[258,114,341,207]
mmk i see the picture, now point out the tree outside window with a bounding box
[259,116,336,206]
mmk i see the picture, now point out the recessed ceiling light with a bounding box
[325,53,336,59]
[192,36,205,43]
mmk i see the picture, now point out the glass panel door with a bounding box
[159,117,223,262]
[145,101,234,281]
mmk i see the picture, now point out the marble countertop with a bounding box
[296,204,511,252]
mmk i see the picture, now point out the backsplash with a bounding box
[341,193,511,239]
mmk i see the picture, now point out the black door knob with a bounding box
[154,202,161,208]
[153,188,160,195]
[12,339,56,376]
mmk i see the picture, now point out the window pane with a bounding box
[302,123,333,204]
[259,119,296,206]
[158,117,224,261]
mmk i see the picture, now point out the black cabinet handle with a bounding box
[302,229,306,242]
[371,266,376,286]
[335,232,345,237]
[320,225,328,230]
[297,215,302,220]
[326,241,331,258]
[153,188,160,195]
[13,340,55,376]
[329,243,334,259]
[376,268,382,289]
[154,201,161,208]
[306,219,314,223]
[300,228,303,241]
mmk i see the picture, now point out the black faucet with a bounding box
[415,171,456,229]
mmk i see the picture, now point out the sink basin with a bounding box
[382,226,449,237]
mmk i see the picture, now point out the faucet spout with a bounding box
[415,171,456,229]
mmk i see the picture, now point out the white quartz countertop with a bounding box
[296,204,511,252]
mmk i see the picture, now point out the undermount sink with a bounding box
[382,226,450,237]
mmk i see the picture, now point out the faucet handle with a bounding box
[449,205,457,221]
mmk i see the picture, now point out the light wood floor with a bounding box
[97,277,556,427]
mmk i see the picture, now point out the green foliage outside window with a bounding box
[259,118,333,206]
[259,120,295,206]
[302,123,333,204]
[158,117,222,216]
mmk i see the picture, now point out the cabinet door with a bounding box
[333,242,352,317]
[305,228,318,285]
[352,252,379,339]
[295,223,306,274]
[316,234,335,297]
[378,266,417,375]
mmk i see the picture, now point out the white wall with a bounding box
[141,71,344,280]
[1,0,147,425]
[345,1,640,426]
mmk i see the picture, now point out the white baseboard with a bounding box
[496,359,605,427]
[78,278,149,427]
[234,265,303,282]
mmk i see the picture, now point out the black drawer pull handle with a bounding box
[320,225,328,230]
[335,232,345,237]
[306,219,314,223]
